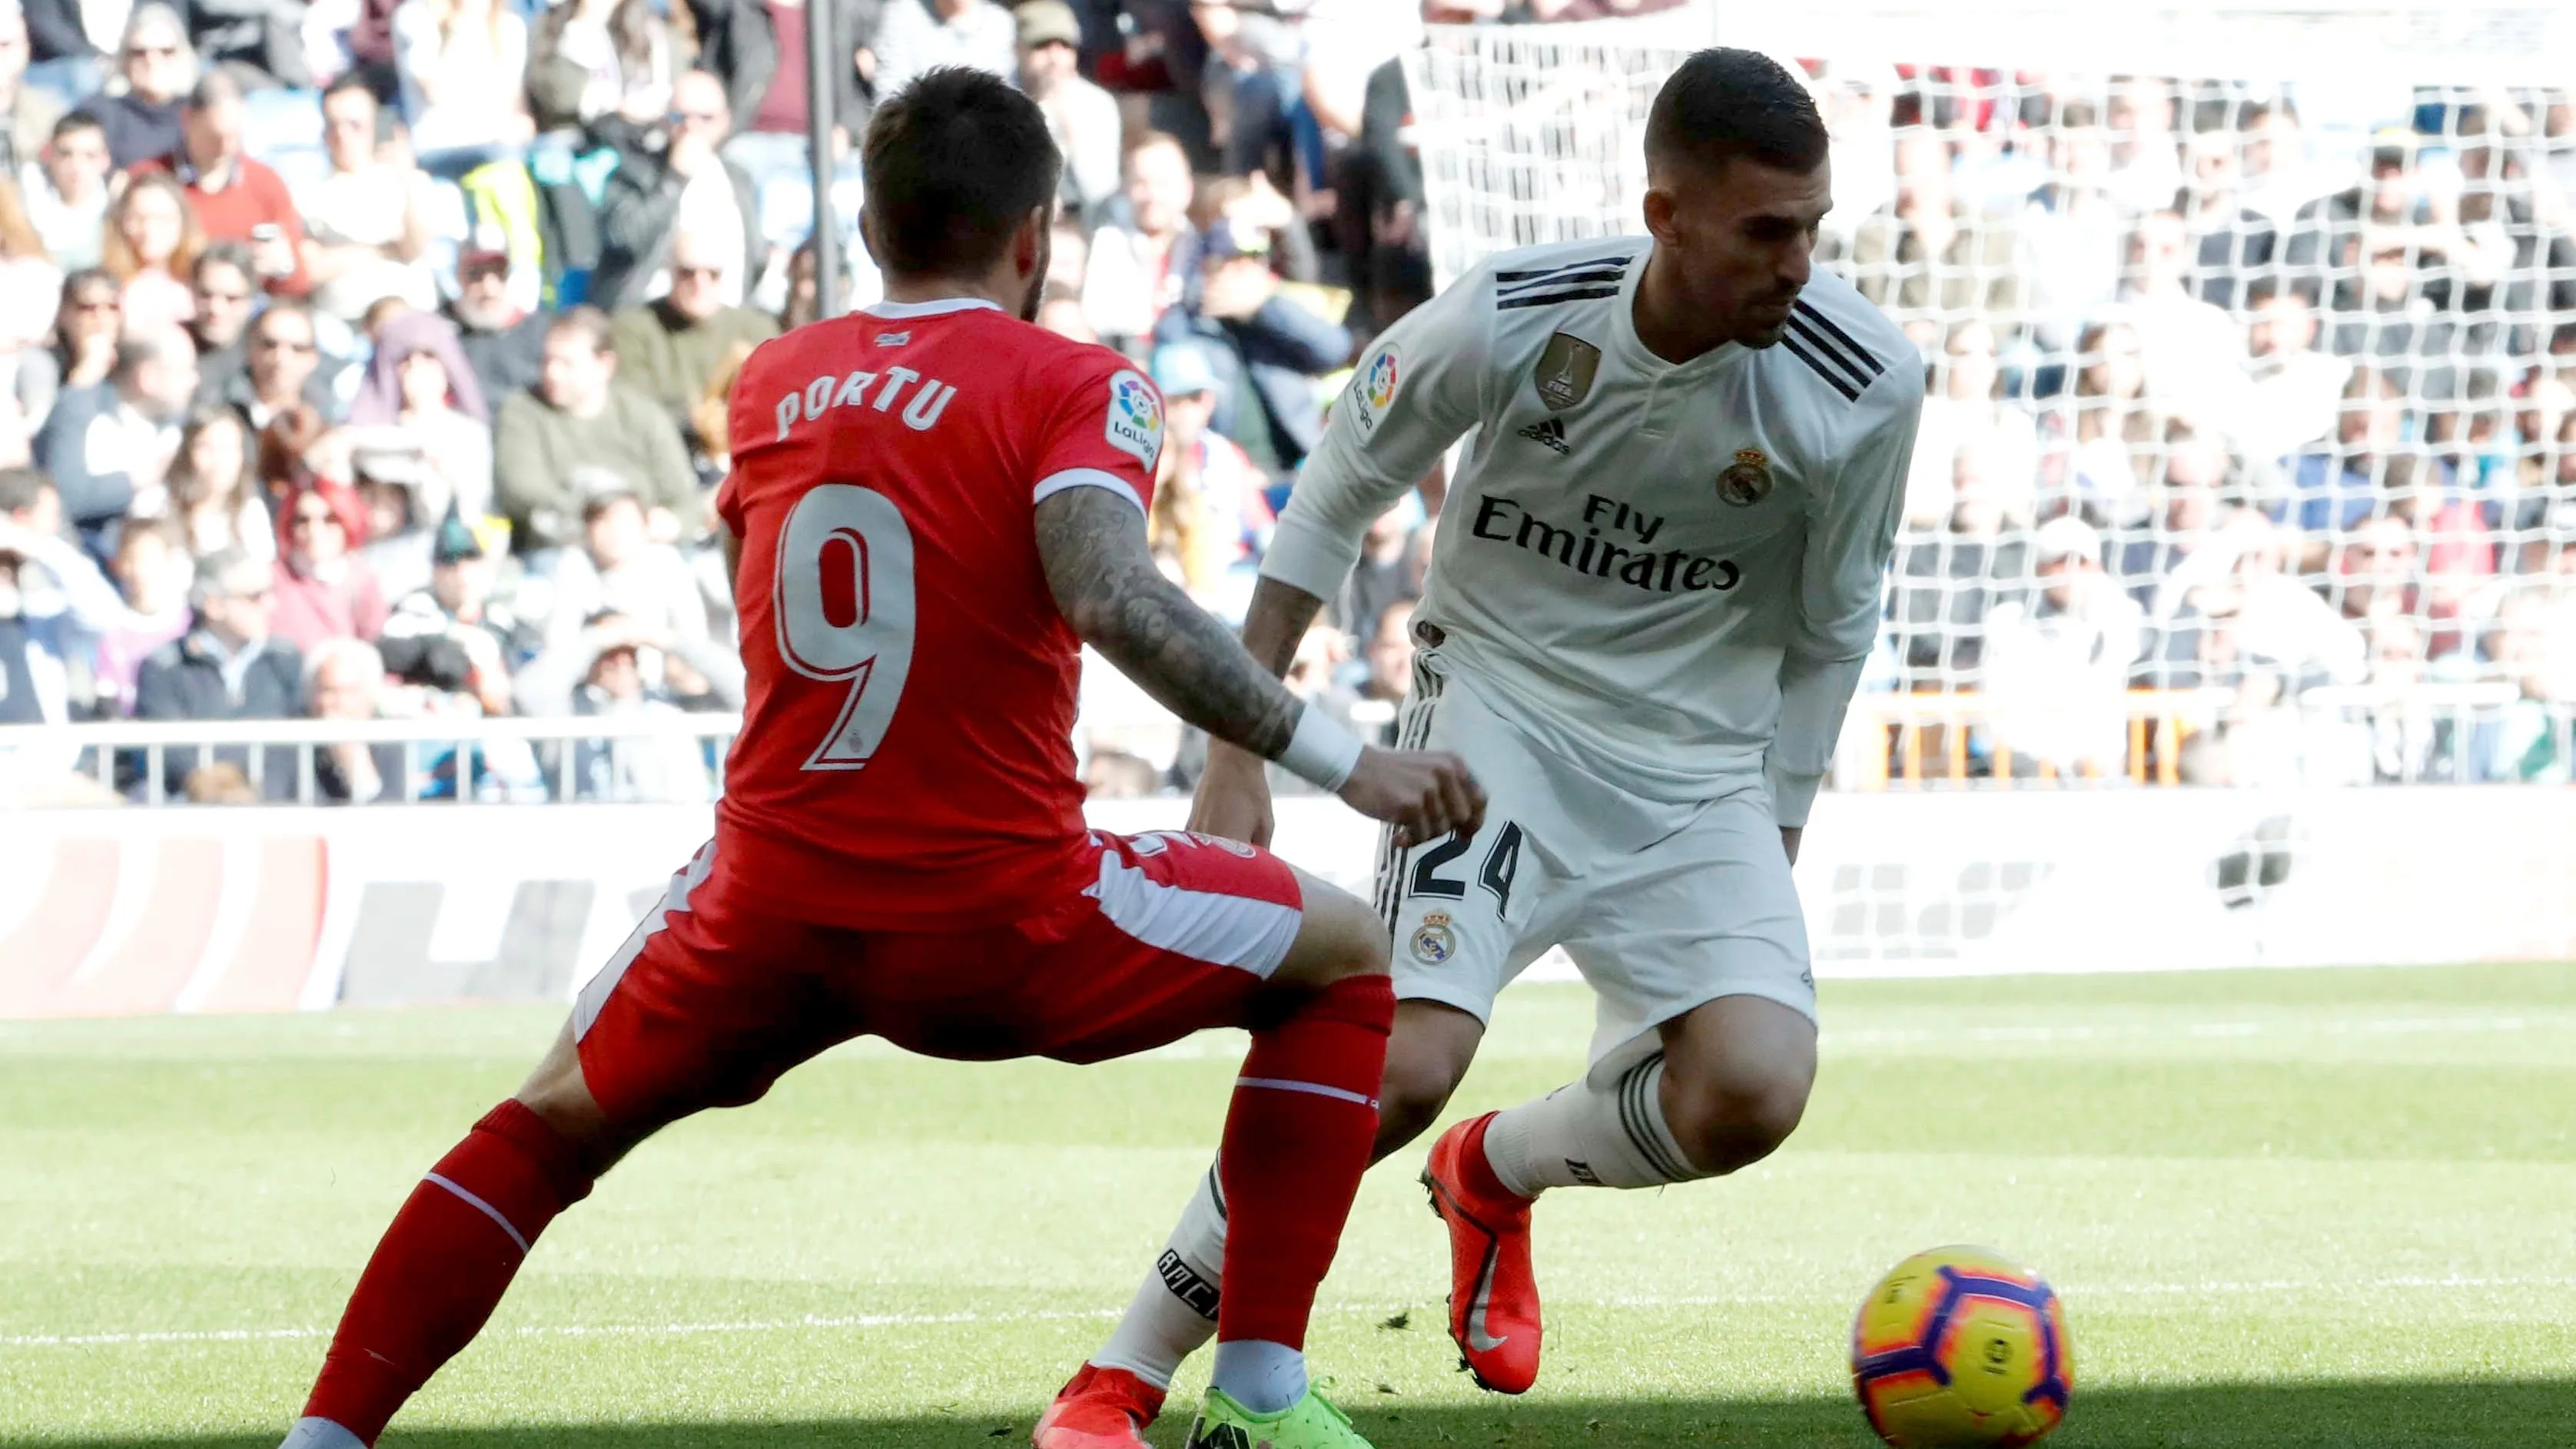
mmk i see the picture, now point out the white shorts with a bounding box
[1374,655,1816,1070]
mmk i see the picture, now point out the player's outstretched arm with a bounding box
[1035,486,1483,845]
[1186,575,1333,845]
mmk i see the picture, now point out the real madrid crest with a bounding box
[1409,910,1458,965]
[1718,447,1774,506]
[1532,332,1602,412]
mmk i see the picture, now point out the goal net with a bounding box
[1403,2,2576,791]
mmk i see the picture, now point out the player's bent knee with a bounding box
[1669,1066,1811,1175]
[1273,873,1393,990]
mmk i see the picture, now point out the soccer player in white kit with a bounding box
[1037,48,1922,1449]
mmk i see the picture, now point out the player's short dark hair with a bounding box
[1643,48,1826,179]
[321,71,377,108]
[546,305,615,356]
[861,66,1060,279]
[50,111,103,144]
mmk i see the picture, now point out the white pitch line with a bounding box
[1824,1015,2551,1047]
[15,1275,2576,1351]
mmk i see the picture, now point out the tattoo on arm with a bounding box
[1034,486,1303,761]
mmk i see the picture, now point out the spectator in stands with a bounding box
[610,225,777,449]
[2020,100,2125,350]
[2289,366,2406,535]
[2174,512,2367,784]
[383,508,528,717]
[1016,2,1117,227]
[2179,128,2276,311]
[0,465,138,720]
[694,0,872,225]
[1154,219,1349,478]
[229,300,337,429]
[1891,439,2030,690]
[1085,131,1197,355]
[347,309,492,522]
[392,0,536,162]
[2235,98,2324,228]
[2236,280,2351,466]
[2043,316,2162,522]
[493,307,697,552]
[515,605,736,801]
[1983,515,2146,776]
[537,484,709,649]
[142,70,309,299]
[2115,423,2225,615]
[75,5,191,170]
[447,247,547,403]
[89,515,194,714]
[2331,512,2418,629]
[2102,76,2183,216]
[1910,317,2039,527]
[47,264,116,397]
[593,69,762,313]
[1848,129,2025,330]
[185,242,254,403]
[870,0,1013,101]
[1361,597,1415,711]
[270,476,388,648]
[350,455,439,602]
[304,635,414,804]
[1146,341,1271,608]
[149,402,270,559]
[526,0,674,137]
[2124,209,2245,430]
[23,109,103,268]
[21,0,108,111]
[101,170,198,333]
[39,321,195,562]
[300,77,438,323]
[131,545,303,798]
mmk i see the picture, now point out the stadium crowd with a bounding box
[0,0,2571,804]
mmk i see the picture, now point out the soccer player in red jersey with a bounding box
[277,69,1480,1449]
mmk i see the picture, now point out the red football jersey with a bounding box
[712,297,1166,930]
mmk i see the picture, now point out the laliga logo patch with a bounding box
[1351,344,1401,432]
[1409,910,1457,965]
[1718,447,1774,506]
[1104,370,1163,469]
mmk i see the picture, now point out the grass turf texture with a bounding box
[5,963,2572,1447]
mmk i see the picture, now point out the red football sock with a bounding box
[303,1099,594,1444]
[1216,973,1394,1351]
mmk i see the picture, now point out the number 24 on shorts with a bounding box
[1410,822,1525,914]
[774,484,918,771]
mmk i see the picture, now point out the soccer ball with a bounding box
[1849,1246,2073,1447]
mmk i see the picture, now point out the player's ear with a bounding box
[856,204,885,269]
[1642,185,1682,247]
[1013,205,1050,277]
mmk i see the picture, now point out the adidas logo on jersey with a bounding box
[1515,416,1570,455]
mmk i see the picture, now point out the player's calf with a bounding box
[1374,1000,1487,1154]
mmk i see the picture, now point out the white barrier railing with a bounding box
[0,716,743,807]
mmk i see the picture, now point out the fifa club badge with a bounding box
[1351,344,1402,432]
[1409,910,1458,965]
[1718,447,1774,506]
[1532,331,1602,411]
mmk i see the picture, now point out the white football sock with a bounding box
[279,1419,366,1449]
[1481,1051,1703,1195]
[1210,1338,1307,1415]
[1090,1159,1227,1391]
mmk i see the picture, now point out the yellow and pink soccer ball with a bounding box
[1850,1246,2073,1447]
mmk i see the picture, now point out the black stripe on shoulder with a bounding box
[1779,334,1863,402]
[1496,286,1621,311]
[1496,267,1626,297]
[1791,300,1884,376]
[1784,315,1875,393]
[1493,254,1635,286]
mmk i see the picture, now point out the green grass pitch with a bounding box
[5,963,2572,1447]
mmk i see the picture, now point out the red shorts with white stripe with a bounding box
[569,829,1304,1128]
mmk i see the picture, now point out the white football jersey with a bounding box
[1260,237,1923,824]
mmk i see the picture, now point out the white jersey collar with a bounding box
[861,297,1007,320]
